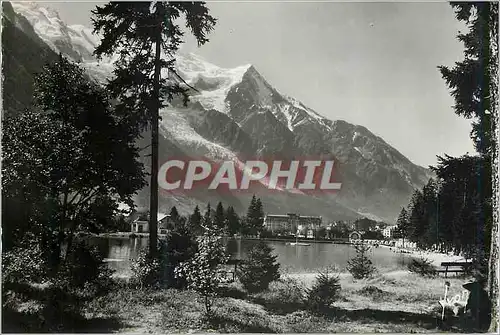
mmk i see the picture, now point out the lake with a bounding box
[92,237,412,278]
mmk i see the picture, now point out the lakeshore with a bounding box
[97,232,351,244]
[379,245,466,267]
[97,232,467,270]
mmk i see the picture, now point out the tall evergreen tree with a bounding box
[189,205,202,236]
[254,198,265,234]
[92,2,216,258]
[395,207,410,247]
[225,206,240,235]
[244,195,265,236]
[169,206,180,230]
[246,195,257,219]
[421,179,439,249]
[408,189,425,245]
[439,3,498,331]
[203,203,213,231]
[214,202,225,233]
[244,195,258,235]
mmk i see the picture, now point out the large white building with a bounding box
[264,213,322,235]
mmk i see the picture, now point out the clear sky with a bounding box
[47,1,476,168]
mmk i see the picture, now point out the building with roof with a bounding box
[264,213,322,236]
[382,225,398,238]
[130,212,173,234]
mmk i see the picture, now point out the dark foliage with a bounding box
[189,205,203,236]
[407,257,437,277]
[244,195,265,236]
[305,268,342,313]
[164,222,199,289]
[238,241,280,293]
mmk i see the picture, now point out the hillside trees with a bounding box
[2,55,145,271]
[92,1,216,258]
[404,158,491,258]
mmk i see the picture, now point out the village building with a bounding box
[130,212,173,234]
[382,225,398,238]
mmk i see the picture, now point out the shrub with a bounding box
[2,241,47,286]
[2,239,115,332]
[175,232,230,318]
[255,277,306,313]
[273,277,306,305]
[164,227,198,289]
[407,257,437,277]
[346,242,377,280]
[238,241,280,293]
[305,267,341,313]
[130,248,162,289]
[396,255,414,268]
[357,285,389,301]
[59,240,115,294]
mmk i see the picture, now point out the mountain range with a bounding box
[2,2,433,223]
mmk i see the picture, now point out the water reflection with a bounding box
[91,237,408,278]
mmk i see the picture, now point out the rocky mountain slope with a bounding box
[4,2,433,222]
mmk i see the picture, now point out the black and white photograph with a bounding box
[1,1,499,333]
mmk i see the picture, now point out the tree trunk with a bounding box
[149,5,163,259]
[488,3,499,333]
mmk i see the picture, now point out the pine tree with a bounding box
[214,202,225,233]
[421,179,439,249]
[408,190,425,245]
[244,195,265,236]
[254,198,265,234]
[346,242,376,280]
[237,241,280,293]
[169,206,180,230]
[92,2,216,258]
[202,203,213,231]
[225,206,240,235]
[439,3,498,330]
[244,195,258,236]
[246,195,257,219]
[395,207,410,247]
[189,205,202,236]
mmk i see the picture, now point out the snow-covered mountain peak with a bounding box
[11,2,256,114]
[175,52,253,113]
[12,2,99,62]
[12,2,66,44]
